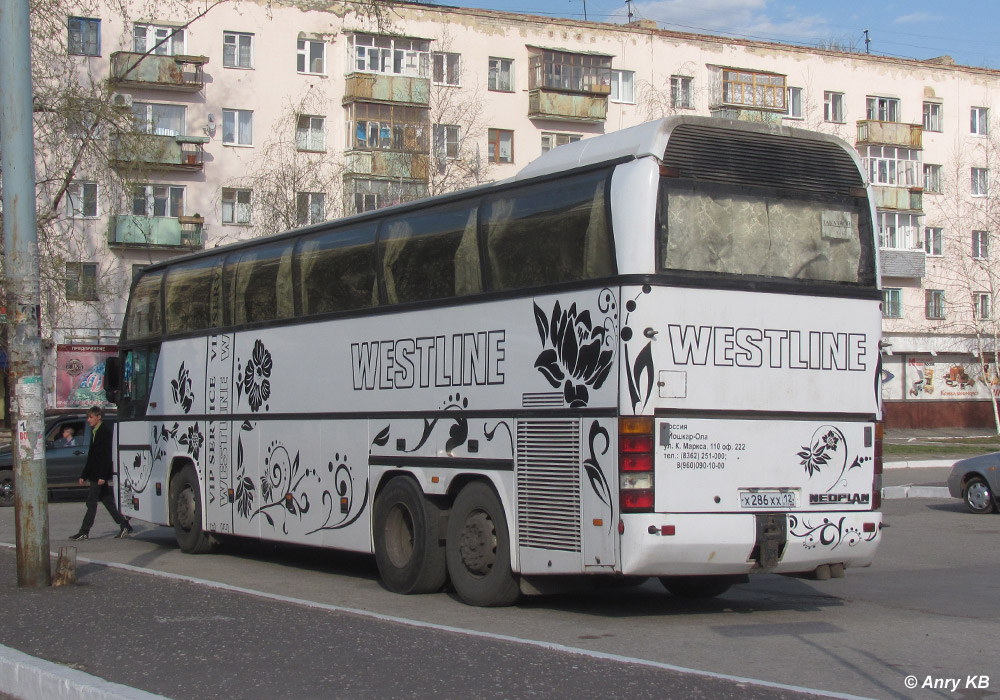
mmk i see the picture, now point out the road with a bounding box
[0,495,997,700]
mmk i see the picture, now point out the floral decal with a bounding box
[533,292,616,407]
[798,429,842,478]
[582,420,614,534]
[788,515,878,550]
[178,423,204,462]
[797,425,871,492]
[239,339,273,412]
[171,362,195,414]
[307,451,370,534]
[622,286,654,413]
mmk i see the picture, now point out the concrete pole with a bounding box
[1,0,52,586]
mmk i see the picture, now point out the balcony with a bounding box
[708,66,787,115]
[343,73,429,106]
[107,215,203,249]
[344,150,429,180]
[109,133,209,172]
[872,186,923,212]
[856,120,922,148]
[880,249,925,279]
[527,90,608,122]
[110,52,208,91]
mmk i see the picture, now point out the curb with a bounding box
[0,643,169,700]
[882,485,951,500]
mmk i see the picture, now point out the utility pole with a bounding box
[1,0,52,587]
[864,29,871,54]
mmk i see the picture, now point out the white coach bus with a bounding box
[106,116,883,606]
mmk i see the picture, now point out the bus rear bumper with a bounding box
[619,511,883,576]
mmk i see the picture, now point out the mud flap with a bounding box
[751,513,787,570]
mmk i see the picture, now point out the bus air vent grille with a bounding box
[516,419,582,552]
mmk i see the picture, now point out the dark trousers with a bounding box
[80,481,128,533]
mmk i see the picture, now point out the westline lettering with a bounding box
[667,325,867,371]
[352,331,506,391]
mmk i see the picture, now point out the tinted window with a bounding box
[227,242,295,324]
[164,257,223,334]
[297,223,378,315]
[125,271,163,340]
[483,169,614,290]
[121,346,159,418]
[380,202,481,304]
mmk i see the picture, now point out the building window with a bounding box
[721,69,785,110]
[866,95,899,122]
[296,192,326,226]
[971,106,989,136]
[296,115,326,152]
[432,52,460,86]
[133,24,184,56]
[345,103,429,153]
[925,290,945,320]
[488,57,513,92]
[348,178,425,214]
[68,17,100,56]
[488,128,513,164]
[66,182,98,218]
[668,76,693,110]
[541,132,581,153]
[131,102,185,136]
[433,124,460,159]
[529,49,611,94]
[297,39,325,74]
[222,188,252,225]
[223,32,253,69]
[610,70,635,104]
[132,185,184,217]
[975,292,992,321]
[973,230,989,259]
[351,34,429,77]
[863,146,921,187]
[66,262,98,301]
[922,102,942,132]
[923,164,942,194]
[824,91,844,123]
[222,109,253,146]
[882,288,902,318]
[786,87,803,118]
[924,227,943,256]
[972,168,990,197]
[878,212,921,250]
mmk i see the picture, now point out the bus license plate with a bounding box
[739,490,797,509]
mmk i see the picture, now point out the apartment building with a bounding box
[13,1,1000,426]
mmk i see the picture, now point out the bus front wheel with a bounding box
[373,476,447,594]
[446,482,519,607]
[170,465,216,554]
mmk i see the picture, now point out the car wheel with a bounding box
[0,470,14,508]
[373,476,447,594]
[963,477,997,514]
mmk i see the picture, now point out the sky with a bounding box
[433,0,1000,70]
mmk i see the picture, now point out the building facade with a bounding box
[16,0,1000,426]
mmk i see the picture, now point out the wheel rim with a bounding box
[0,478,13,501]
[176,484,197,531]
[458,509,497,577]
[384,504,415,568]
[967,482,992,511]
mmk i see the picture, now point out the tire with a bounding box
[445,481,519,607]
[963,477,997,515]
[659,575,744,599]
[373,476,447,594]
[0,470,14,508]
[170,465,216,553]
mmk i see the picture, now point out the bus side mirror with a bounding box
[104,357,120,404]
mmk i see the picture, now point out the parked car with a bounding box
[948,453,1000,514]
[0,411,116,507]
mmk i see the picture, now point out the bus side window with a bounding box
[297,223,378,316]
[164,257,221,334]
[380,202,481,304]
[124,271,163,341]
[484,169,614,291]
[233,242,295,324]
[121,346,160,418]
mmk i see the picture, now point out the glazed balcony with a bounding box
[856,120,923,148]
[110,52,208,91]
[527,90,608,123]
[343,73,429,106]
[109,133,209,172]
[872,186,923,212]
[344,149,429,180]
[107,215,204,249]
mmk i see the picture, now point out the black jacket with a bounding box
[80,421,114,482]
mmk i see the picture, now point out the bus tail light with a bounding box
[872,422,884,510]
[620,416,654,513]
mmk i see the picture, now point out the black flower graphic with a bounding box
[243,340,273,412]
[171,362,194,413]
[533,301,614,408]
[178,423,204,461]
[798,429,842,478]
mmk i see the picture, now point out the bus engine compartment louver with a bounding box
[516,420,582,553]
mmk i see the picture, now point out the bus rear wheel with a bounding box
[446,482,519,607]
[373,476,447,594]
[659,575,744,599]
[170,465,216,554]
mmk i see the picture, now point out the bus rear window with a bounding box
[124,271,163,340]
[658,179,875,286]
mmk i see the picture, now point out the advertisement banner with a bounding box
[56,344,117,409]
